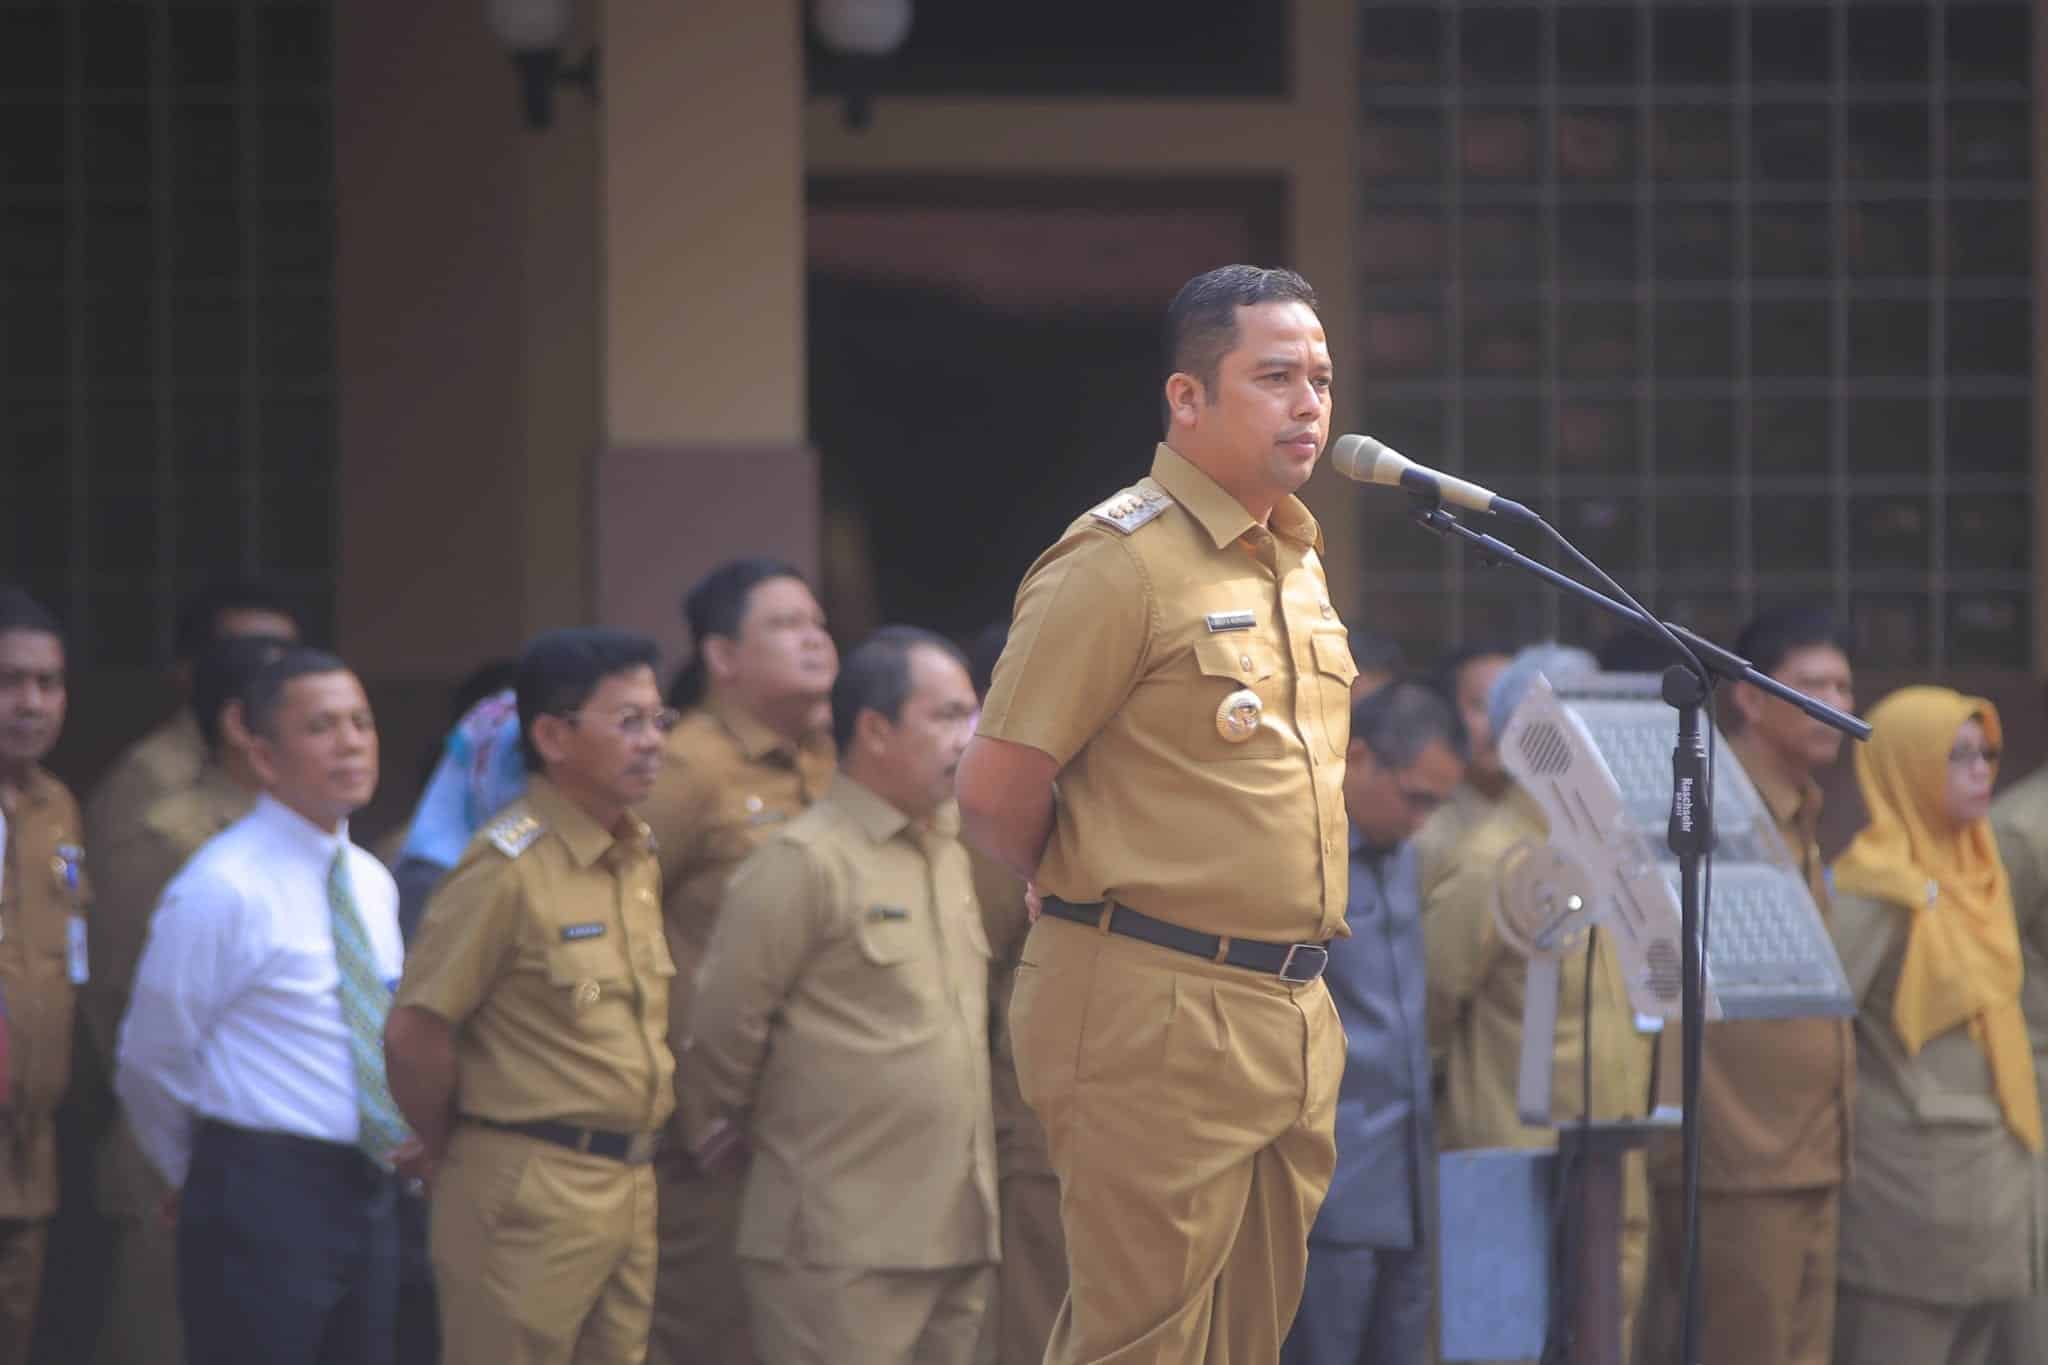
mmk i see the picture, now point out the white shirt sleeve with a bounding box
[115,865,262,1188]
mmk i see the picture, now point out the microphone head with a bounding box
[1329,434,1408,486]
[1329,433,1382,482]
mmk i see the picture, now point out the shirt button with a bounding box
[1240,654,1253,672]
[1320,604,1333,618]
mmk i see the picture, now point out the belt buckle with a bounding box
[1278,943,1328,983]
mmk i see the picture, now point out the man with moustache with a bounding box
[386,629,676,1365]
[0,588,90,1365]
[641,558,837,1365]
[683,628,993,1365]
[117,647,422,1365]
[957,265,1356,1363]
[86,634,287,1365]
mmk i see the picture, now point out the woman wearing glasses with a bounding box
[1830,686,2041,1365]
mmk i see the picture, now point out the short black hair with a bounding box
[0,586,64,648]
[1348,628,1406,680]
[667,557,809,709]
[191,634,294,752]
[1430,641,1515,701]
[1163,264,1320,406]
[964,620,1009,702]
[1352,678,1469,769]
[831,626,968,754]
[517,628,660,772]
[1734,605,1852,678]
[173,580,302,662]
[1594,628,1675,673]
[243,647,353,741]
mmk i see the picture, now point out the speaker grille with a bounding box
[1518,721,1572,775]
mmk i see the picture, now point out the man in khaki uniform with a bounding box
[85,634,284,1365]
[966,617,1065,1365]
[1423,646,1655,1353]
[83,581,298,859]
[1636,608,1857,1365]
[1990,728,2048,1364]
[683,628,994,1363]
[1412,645,1511,897]
[386,628,677,1365]
[957,265,1355,1364]
[639,557,837,1365]
[0,589,89,1365]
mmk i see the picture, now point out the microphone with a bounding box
[1329,434,1539,524]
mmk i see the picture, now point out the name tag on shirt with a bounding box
[1205,610,1256,633]
[67,916,88,985]
[560,922,607,942]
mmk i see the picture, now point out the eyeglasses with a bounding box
[559,706,682,739]
[1949,744,2000,768]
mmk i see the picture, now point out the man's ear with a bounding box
[852,706,894,758]
[703,635,738,687]
[1164,372,1204,428]
[1728,679,1765,730]
[219,699,256,755]
[246,730,281,789]
[530,712,575,769]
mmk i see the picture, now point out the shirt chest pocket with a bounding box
[1184,635,1288,760]
[541,933,636,1024]
[1309,631,1360,760]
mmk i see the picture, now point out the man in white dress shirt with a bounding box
[116,648,424,1365]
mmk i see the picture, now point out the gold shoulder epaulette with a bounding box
[487,810,545,859]
[1088,486,1172,535]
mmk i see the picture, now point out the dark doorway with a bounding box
[806,176,1286,643]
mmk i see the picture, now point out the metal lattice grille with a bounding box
[0,0,336,664]
[1354,0,2033,671]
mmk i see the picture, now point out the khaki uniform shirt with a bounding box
[637,701,832,1132]
[682,777,998,1270]
[1413,779,1507,901]
[978,443,1357,942]
[973,847,1049,1178]
[396,776,676,1134]
[85,710,205,852]
[83,763,253,1070]
[1831,887,2041,1306]
[0,768,89,1218]
[1992,765,2048,1094]
[1647,739,1853,1192]
[1424,785,1653,1150]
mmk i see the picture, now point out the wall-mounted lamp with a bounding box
[813,0,913,131]
[487,0,599,131]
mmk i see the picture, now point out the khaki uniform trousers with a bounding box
[93,1118,182,1365]
[431,1126,659,1365]
[1010,918,1343,1365]
[0,1219,44,1365]
[975,966,1068,1365]
[1635,1183,1838,1365]
[647,1163,752,1365]
[744,1261,992,1365]
[1834,1287,2007,1365]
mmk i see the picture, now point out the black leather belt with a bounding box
[467,1117,661,1164]
[1040,897,1331,984]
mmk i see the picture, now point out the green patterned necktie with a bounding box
[327,851,411,1167]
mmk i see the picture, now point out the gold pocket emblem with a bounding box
[1216,689,1264,743]
[573,980,602,1011]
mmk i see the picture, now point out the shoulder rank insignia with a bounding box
[487,811,545,859]
[1089,486,1172,535]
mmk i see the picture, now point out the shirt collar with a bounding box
[1728,732,1822,836]
[524,775,635,869]
[249,792,350,863]
[1150,443,1324,555]
[708,697,796,763]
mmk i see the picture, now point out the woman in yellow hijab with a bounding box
[1830,686,2042,1365]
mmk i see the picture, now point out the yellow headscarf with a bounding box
[1834,685,2041,1152]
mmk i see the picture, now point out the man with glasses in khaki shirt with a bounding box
[682,628,994,1364]
[387,628,678,1365]
[957,265,1356,1365]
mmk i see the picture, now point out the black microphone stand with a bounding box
[1407,495,1867,1365]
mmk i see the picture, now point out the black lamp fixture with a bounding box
[812,0,913,131]
[487,0,599,131]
